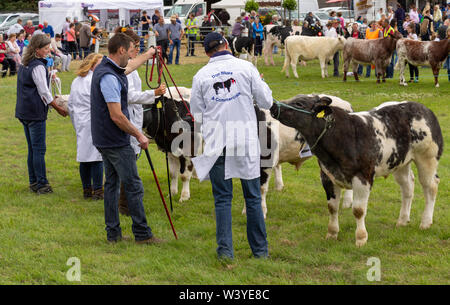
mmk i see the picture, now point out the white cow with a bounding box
[282,35,346,78]
[263,25,302,66]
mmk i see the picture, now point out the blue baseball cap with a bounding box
[204,32,225,53]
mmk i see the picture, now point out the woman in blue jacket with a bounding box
[252,17,264,56]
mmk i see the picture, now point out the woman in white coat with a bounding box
[68,53,105,200]
[116,27,166,214]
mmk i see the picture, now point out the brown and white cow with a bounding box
[282,35,346,79]
[396,38,450,87]
[263,25,302,66]
[343,31,403,83]
[270,96,443,247]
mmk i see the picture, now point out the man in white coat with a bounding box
[190,32,273,260]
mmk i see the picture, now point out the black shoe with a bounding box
[36,184,53,195]
[30,183,39,193]
[83,187,93,199]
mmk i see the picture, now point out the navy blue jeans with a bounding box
[79,161,103,190]
[168,39,181,64]
[20,119,49,188]
[209,155,268,259]
[98,145,153,242]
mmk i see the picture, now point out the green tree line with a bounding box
[0,0,39,12]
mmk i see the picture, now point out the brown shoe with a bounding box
[92,188,104,200]
[118,183,130,215]
[135,236,165,245]
[83,187,93,199]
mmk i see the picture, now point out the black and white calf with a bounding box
[248,94,354,218]
[270,95,443,247]
[227,36,256,65]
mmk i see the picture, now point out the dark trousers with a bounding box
[186,34,196,56]
[156,39,169,62]
[386,52,396,78]
[20,119,48,188]
[168,38,181,64]
[98,145,153,242]
[209,154,268,259]
[68,41,77,59]
[333,51,340,76]
[254,37,263,56]
[80,46,90,59]
[409,63,419,80]
[1,58,16,76]
[79,161,103,190]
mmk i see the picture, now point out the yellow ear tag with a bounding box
[316,110,325,118]
[156,101,162,109]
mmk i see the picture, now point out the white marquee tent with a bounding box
[38,0,164,34]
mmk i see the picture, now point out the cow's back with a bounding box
[367,102,443,174]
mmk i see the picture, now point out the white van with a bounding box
[164,0,245,27]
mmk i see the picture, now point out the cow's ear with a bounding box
[312,97,333,118]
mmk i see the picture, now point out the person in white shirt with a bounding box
[190,32,272,260]
[50,34,71,71]
[7,19,24,36]
[406,23,419,82]
[68,53,105,199]
[325,20,340,77]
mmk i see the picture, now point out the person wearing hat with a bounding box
[167,14,184,65]
[190,32,272,261]
[33,24,45,36]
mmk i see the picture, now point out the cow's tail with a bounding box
[282,39,290,73]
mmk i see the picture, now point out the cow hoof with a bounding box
[401,82,408,87]
[179,193,190,202]
[435,84,440,88]
[419,221,432,230]
[396,219,410,227]
[355,238,367,247]
[326,232,338,240]
[275,184,284,191]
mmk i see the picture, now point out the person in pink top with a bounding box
[66,23,77,60]
[409,4,420,24]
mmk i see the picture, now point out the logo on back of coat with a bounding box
[211,72,241,102]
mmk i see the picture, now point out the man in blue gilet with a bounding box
[91,33,162,244]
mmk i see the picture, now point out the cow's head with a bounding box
[389,30,403,40]
[337,36,346,48]
[270,95,333,130]
[143,96,194,154]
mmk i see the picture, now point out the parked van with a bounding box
[164,0,244,27]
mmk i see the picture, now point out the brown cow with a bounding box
[396,38,450,87]
[343,31,403,83]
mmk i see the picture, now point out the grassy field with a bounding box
[0,53,449,285]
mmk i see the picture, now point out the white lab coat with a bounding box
[190,53,273,182]
[68,70,102,162]
[127,70,156,154]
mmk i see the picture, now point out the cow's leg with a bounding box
[168,153,180,196]
[290,54,300,78]
[351,176,371,247]
[398,58,407,86]
[274,163,284,191]
[393,164,415,227]
[321,170,341,240]
[343,56,349,81]
[432,64,440,87]
[415,155,440,229]
[282,47,290,77]
[244,168,270,219]
[319,58,327,78]
[342,189,353,209]
[179,159,193,202]
[352,62,359,81]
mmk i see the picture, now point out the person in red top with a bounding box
[66,23,77,60]
[23,20,35,36]
[0,34,16,77]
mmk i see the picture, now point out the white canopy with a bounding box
[39,0,163,33]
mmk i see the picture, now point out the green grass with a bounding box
[0,55,449,284]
